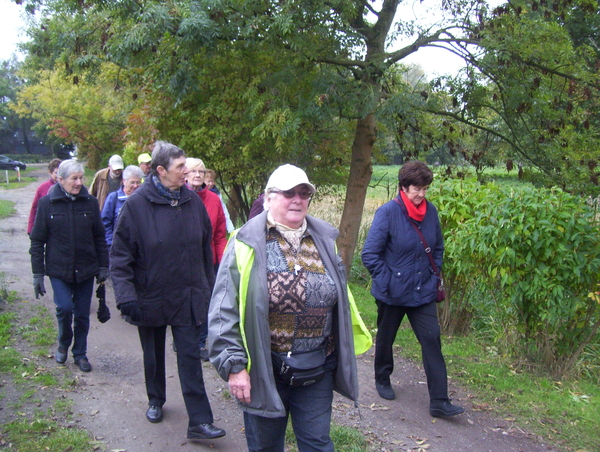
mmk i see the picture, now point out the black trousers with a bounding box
[374,299,448,401]
[138,323,214,426]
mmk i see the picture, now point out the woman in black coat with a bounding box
[30,159,109,373]
[109,141,225,442]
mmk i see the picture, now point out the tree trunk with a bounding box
[337,113,376,274]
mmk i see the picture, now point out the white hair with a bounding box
[123,165,144,180]
[57,159,84,179]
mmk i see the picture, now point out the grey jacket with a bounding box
[208,211,359,418]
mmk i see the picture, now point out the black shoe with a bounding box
[55,347,67,364]
[375,382,395,400]
[430,399,465,417]
[74,358,92,372]
[187,423,226,440]
[199,347,209,362]
[146,405,163,423]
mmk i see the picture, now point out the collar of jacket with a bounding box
[48,182,91,202]
[134,175,194,205]
[237,210,339,251]
[116,186,128,201]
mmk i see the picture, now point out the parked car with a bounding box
[0,155,27,171]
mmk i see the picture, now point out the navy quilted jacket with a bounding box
[362,195,443,307]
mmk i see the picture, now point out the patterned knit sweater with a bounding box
[266,226,338,355]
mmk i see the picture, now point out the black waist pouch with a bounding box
[272,347,327,388]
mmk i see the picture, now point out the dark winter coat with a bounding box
[361,195,443,307]
[29,183,108,284]
[109,176,214,327]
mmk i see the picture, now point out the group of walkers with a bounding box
[27,141,464,451]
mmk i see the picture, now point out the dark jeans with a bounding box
[138,323,214,426]
[374,300,448,400]
[50,277,94,360]
[243,353,337,452]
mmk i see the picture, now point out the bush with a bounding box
[434,179,600,376]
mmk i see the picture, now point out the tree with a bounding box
[16,0,600,268]
[15,0,494,268]
[423,0,600,194]
[0,58,39,154]
[14,63,136,168]
[208,0,495,269]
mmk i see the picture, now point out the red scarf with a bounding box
[400,191,427,222]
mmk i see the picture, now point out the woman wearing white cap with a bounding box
[208,164,372,452]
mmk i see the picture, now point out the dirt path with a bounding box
[0,170,554,452]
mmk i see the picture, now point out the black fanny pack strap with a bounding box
[394,197,440,277]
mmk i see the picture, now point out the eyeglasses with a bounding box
[271,188,312,200]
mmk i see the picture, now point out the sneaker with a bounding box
[429,399,464,417]
[375,382,396,400]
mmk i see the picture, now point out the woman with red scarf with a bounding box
[362,160,464,418]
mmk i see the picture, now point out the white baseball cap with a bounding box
[265,164,316,195]
[108,155,124,170]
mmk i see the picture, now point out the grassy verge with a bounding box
[349,282,600,452]
[0,200,16,219]
[285,422,369,452]
[0,274,96,451]
[0,167,37,189]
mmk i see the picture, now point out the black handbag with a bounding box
[395,197,446,302]
[272,347,327,387]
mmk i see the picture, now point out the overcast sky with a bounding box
[0,0,28,61]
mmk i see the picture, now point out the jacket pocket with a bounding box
[372,266,393,297]
[387,269,406,299]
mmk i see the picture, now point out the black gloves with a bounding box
[118,301,142,322]
[97,267,109,284]
[96,283,110,323]
[33,274,46,299]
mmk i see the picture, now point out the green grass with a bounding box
[370,164,528,196]
[285,421,369,451]
[17,305,56,347]
[0,166,37,189]
[2,417,96,452]
[0,200,16,219]
[0,273,96,452]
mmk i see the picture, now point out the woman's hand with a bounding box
[228,369,251,404]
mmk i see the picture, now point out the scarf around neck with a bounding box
[153,174,181,205]
[59,183,77,201]
[400,190,427,222]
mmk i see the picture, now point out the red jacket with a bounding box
[196,188,227,265]
[27,179,57,234]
